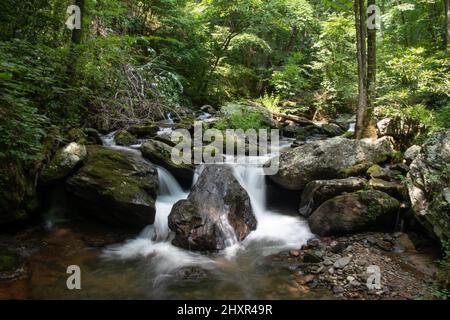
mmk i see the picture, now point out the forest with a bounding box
[0,0,449,301]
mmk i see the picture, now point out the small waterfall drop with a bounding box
[102,131,312,270]
[230,152,313,254]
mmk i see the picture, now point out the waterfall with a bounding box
[154,166,187,242]
[230,155,313,253]
[102,131,312,267]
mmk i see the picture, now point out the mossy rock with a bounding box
[308,190,400,236]
[128,124,159,138]
[40,142,87,184]
[367,164,382,176]
[115,130,138,146]
[66,146,158,229]
[0,162,37,225]
[339,162,374,178]
[67,128,88,144]
[83,128,103,145]
[0,250,20,272]
[140,139,195,186]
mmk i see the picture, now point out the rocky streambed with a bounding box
[0,107,448,300]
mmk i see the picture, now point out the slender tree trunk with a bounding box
[396,0,409,47]
[365,0,378,139]
[285,26,299,52]
[71,0,85,44]
[355,0,368,140]
[445,0,450,48]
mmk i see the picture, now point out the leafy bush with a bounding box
[311,14,357,116]
[257,93,281,113]
[375,104,434,149]
[214,103,267,131]
[378,47,450,111]
[78,37,184,131]
[270,53,310,98]
[0,40,77,165]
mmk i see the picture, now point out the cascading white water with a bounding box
[153,166,186,242]
[102,131,313,272]
[229,146,313,254]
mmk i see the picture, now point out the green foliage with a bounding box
[435,104,450,129]
[378,48,450,111]
[311,14,357,116]
[376,104,434,149]
[0,40,77,165]
[78,36,184,130]
[430,241,450,300]
[214,103,266,131]
[271,53,310,97]
[257,93,281,113]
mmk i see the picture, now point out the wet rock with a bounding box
[168,165,256,251]
[266,136,394,190]
[330,241,347,254]
[332,114,356,131]
[394,233,416,253]
[303,250,323,263]
[333,286,345,294]
[406,131,450,243]
[140,139,195,186]
[295,273,315,285]
[115,130,138,146]
[128,124,159,138]
[40,142,87,184]
[66,146,158,229]
[84,128,103,145]
[306,238,321,249]
[308,190,400,236]
[290,250,301,257]
[299,177,368,217]
[321,123,345,137]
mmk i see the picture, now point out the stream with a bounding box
[21,126,320,300]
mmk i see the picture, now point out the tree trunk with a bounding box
[71,0,85,44]
[396,0,409,47]
[285,26,299,52]
[354,0,368,140]
[365,0,378,139]
[445,0,450,48]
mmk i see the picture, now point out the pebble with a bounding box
[289,250,300,257]
[333,286,345,294]
[334,256,351,269]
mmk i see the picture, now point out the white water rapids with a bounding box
[101,130,313,277]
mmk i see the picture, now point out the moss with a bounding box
[339,162,373,178]
[367,164,382,176]
[341,131,355,139]
[128,124,159,138]
[387,151,404,163]
[115,130,138,146]
[0,162,35,225]
[0,252,19,272]
[78,147,156,205]
[67,128,88,144]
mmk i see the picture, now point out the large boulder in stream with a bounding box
[140,139,195,186]
[299,177,368,218]
[168,165,257,251]
[66,146,158,229]
[308,190,400,236]
[406,131,450,243]
[265,136,395,190]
